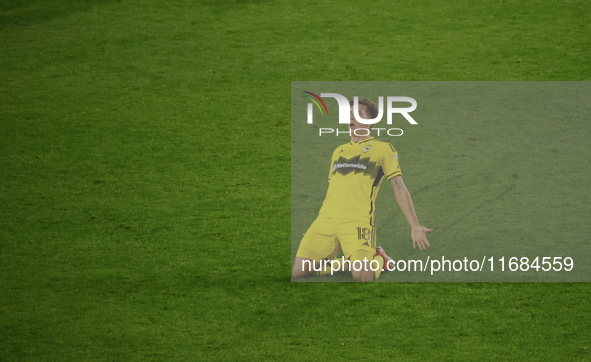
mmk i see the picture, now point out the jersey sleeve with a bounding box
[381,142,402,179]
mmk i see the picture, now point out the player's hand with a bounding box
[411,226,432,250]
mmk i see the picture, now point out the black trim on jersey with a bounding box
[350,137,375,145]
[368,167,385,226]
[386,171,402,179]
[374,139,400,179]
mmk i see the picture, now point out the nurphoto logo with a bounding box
[302,91,418,137]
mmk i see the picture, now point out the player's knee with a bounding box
[350,251,377,282]
[352,269,375,282]
[292,258,314,278]
[292,268,311,279]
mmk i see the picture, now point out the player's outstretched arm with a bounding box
[390,175,432,250]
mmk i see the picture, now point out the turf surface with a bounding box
[1,0,590,360]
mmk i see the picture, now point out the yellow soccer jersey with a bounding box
[318,137,402,225]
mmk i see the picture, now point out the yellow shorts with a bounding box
[296,217,376,262]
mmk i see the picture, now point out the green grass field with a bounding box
[1,0,590,360]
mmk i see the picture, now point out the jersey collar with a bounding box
[350,137,375,145]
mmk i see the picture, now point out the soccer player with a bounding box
[292,98,432,282]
